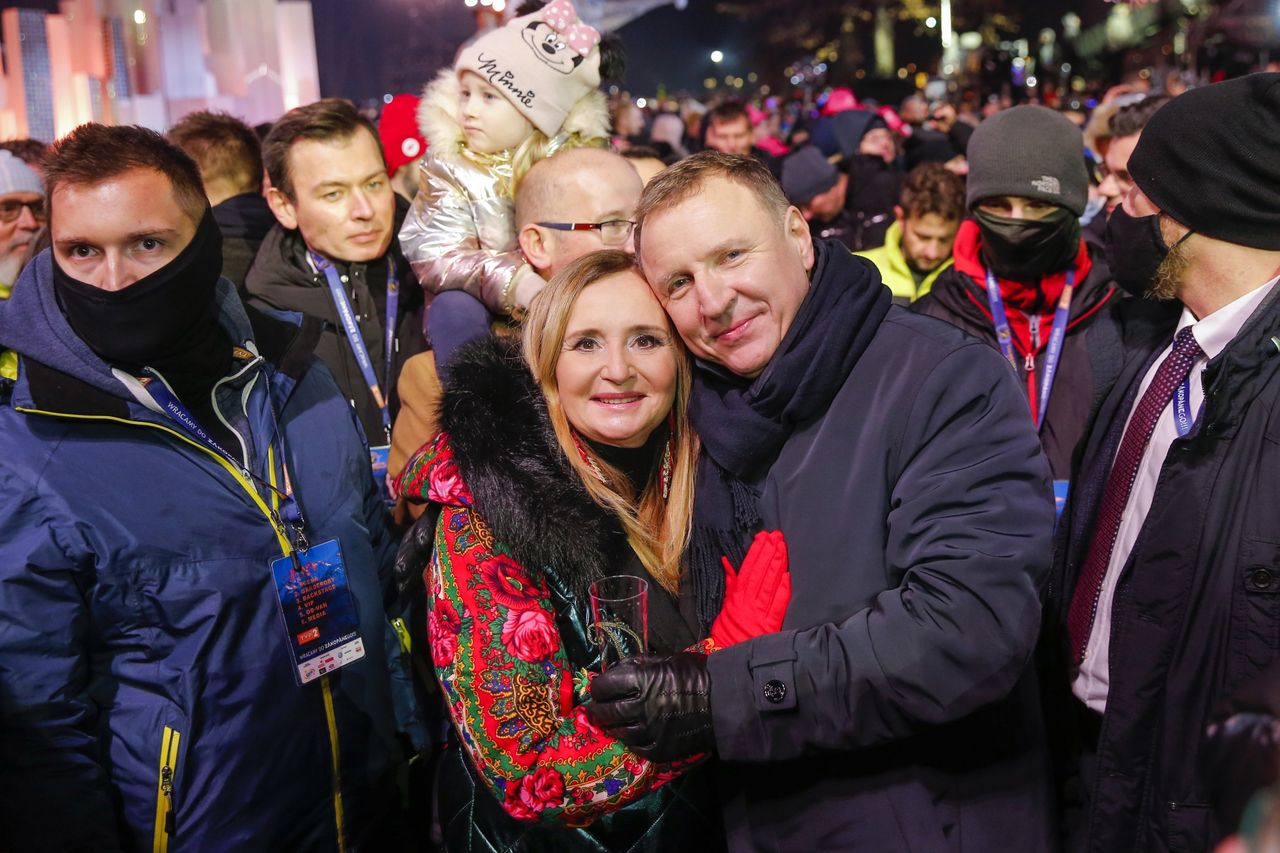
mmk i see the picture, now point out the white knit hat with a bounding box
[455,0,602,138]
[0,150,42,196]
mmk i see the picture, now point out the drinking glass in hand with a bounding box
[589,576,648,672]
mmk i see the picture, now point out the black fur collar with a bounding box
[441,336,628,597]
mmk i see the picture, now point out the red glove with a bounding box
[710,530,791,648]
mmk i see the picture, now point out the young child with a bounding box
[399,0,621,367]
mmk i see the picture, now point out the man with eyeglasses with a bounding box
[0,149,45,382]
[0,151,44,299]
[388,147,643,510]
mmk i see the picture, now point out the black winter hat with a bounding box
[780,146,839,206]
[1129,72,1280,251]
[965,105,1088,216]
[904,130,959,172]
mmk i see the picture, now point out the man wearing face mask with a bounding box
[914,105,1122,496]
[1048,73,1280,852]
[0,124,408,851]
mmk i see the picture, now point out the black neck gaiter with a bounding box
[53,209,232,403]
[974,207,1081,283]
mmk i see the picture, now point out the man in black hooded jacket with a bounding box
[587,151,1057,851]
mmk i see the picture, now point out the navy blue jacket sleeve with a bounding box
[0,468,123,851]
[708,341,1054,761]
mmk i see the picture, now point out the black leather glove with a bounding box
[586,652,715,763]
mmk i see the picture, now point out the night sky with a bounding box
[0,0,1080,105]
[310,0,750,103]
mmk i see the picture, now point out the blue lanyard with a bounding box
[310,252,398,444]
[984,268,1075,432]
[1173,369,1205,438]
[138,367,309,550]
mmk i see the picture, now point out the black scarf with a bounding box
[687,240,892,629]
[53,209,231,405]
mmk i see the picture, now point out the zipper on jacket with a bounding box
[208,354,263,469]
[21,408,349,850]
[1026,314,1041,373]
[152,725,182,853]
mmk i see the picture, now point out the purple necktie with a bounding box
[1067,326,1204,665]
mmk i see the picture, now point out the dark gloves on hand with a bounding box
[586,652,715,763]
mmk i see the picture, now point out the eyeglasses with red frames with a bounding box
[536,219,635,247]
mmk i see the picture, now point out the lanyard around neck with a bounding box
[310,251,398,444]
[137,361,310,550]
[984,268,1075,432]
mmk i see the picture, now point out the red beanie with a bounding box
[379,94,427,176]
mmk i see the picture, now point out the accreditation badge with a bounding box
[370,444,392,503]
[1054,480,1070,520]
[271,539,366,685]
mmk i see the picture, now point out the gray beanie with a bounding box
[0,150,41,197]
[965,105,1087,216]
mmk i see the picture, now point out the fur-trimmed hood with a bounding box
[403,335,626,596]
[417,67,611,155]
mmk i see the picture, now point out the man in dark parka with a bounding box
[588,151,1058,851]
[1047,72,1280,852]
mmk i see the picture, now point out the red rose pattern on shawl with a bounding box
[417,435,707,825]
[501,608,560,662]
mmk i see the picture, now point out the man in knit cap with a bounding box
[0,148,44,381]
[914,105,1121,504]
[0,149,44,300]
[1046,72,1280,851]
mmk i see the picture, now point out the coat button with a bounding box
[1251,569,1275,590]
[763,679,787,704]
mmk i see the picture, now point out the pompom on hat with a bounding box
[378,94,427,176]
[454,0,603,138]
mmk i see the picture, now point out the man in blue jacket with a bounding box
[589,152,1057,851]
[0,124,403,851]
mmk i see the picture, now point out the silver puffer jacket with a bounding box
[398,69,611,314]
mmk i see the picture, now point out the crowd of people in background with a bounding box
[2,0,1280,851]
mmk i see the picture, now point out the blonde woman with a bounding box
[396,250,790,851]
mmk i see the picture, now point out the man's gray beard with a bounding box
[1145,240,1189,301]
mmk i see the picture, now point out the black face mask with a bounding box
[54,208,230,400]
[1104,206,1169,297]
[973,207,1082,283]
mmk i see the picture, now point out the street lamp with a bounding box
[710,49,724,63]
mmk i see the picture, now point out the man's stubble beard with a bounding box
[1146,239,1190,301]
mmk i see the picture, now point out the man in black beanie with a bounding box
[914,104,1122,493]
[1046,72,1280,851]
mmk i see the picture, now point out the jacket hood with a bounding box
[243,223,334,321]
[212,191,277,241]
[418,67,611,155]
[0,250,254,400]
[412,334,627,597]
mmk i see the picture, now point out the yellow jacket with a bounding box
[1,281,14,381]
[855,220,951,304]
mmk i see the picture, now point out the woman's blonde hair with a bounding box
[522,250,697,594]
